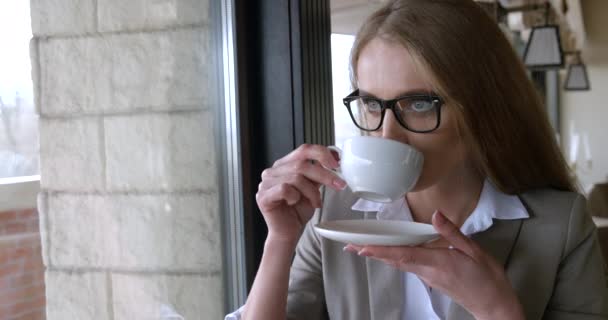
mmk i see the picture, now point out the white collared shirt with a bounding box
[226,180,529,320]
[352,179,529,319]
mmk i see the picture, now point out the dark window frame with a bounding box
[234,0,334,291]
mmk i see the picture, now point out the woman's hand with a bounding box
[344,211,525,320]
[256,144,346,245]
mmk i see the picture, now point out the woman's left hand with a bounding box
[344,211,525,320]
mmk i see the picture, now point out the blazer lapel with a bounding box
[365,250,404,320]
[447,303,476,320]
[473,219,524,266]
[362,211,404,320]
[446,218,524,320]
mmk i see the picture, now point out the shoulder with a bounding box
[518,188,587,230]
[518,188,595,259]
[518,190,608,317]
[518,188,582,219]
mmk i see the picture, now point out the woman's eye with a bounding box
[408,100,434,112]
[364,100,382,112]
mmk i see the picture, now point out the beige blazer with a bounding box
[589,183,608,217]
[286,187,608,320]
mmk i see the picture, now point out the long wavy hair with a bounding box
[349,0,576,194]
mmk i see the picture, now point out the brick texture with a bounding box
[104,112,216,191]
[112,273,223,320]
[47,193,221,270]
[39,118,104,192]
[45,271,109,320]
[0,209,46,320]
[32,0,224,318]
[98,0,210,32]
[30,0,96,36]
[39,29,211,116]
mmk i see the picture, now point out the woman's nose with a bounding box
[381,109,406,141]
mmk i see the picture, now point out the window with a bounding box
[0,4,44,317]
[331,33,359,148]
[0,1,39,180]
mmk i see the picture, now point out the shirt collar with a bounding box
[351,198,384,212]
[350,180,529,236]
[459,180,529,235]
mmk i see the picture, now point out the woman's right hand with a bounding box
[256,144,346,244]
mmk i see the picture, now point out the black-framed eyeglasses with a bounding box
[342,89,444,133]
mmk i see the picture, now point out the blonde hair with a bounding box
[350,0,576,194]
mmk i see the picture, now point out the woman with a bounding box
[228,0,608,319]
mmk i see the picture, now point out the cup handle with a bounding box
[326,146,345,180]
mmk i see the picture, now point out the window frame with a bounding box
[0,175,40,211]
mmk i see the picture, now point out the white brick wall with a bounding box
[47,193,221,270]
[39,118,104,191]
[32,0,224,318]
[112,273,223,320]
[31,0,211,36]
[39,29,211,116]
[37,193,50,267]
[45,271,111,320]
[98,0,210,32]
[104,112,216,191]
[30,0,96,36]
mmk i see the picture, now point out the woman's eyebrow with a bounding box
[358,88,436,98]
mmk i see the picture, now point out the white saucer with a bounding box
[314,219,439,246]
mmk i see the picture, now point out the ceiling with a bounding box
[330,0,585,48]
[329,0,532,34]
[330,0,387,35]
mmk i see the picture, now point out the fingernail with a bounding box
[330,150,340,162]
[330,159,340,169]
[333,179,347,190]
[343,245,356,253]
[432,210,446,225]
[331,150,340,161]
[358,249,371,257]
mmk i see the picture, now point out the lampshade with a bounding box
[522,25,564,69]
[564,63,590,91]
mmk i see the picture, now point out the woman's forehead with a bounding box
[356,38,435,100]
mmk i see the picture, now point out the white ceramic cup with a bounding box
[329,136,424,203]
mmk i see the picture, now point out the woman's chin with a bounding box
[409,176,430,193]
